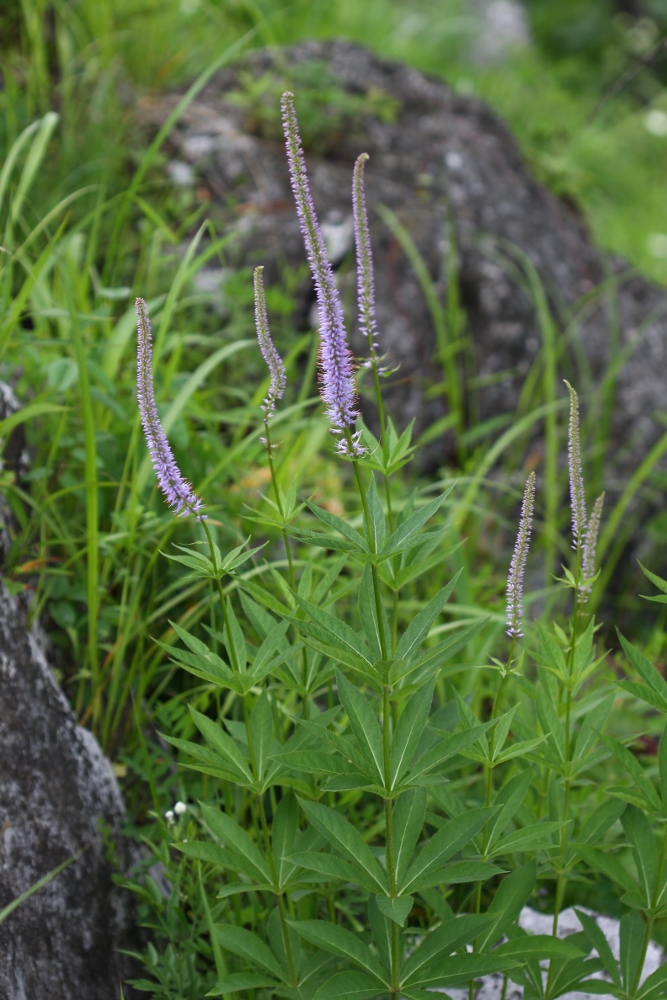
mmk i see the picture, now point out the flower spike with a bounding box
[565,380,586,550]
[254,266,286,419]
[136,297,205,519]
[506,471,536,638]
[281,91,364,457]
[352,152,379,360]
[581,492,604,601]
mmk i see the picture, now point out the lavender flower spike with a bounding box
[565,380,586,550]
[136,297,205,519]
[352,153,379,360]
[254,267,286,419]
[581,492,604,600]
[506,471,536,638]
[281,91,364,457]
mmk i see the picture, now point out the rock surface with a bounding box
[141,39,667,495]
[0,452,137,998]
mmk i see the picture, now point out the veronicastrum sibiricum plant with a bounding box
[128,94,664,1000]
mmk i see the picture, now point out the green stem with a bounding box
[383,685,400,993]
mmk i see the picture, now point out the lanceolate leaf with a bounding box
[289,920,389,984]
[312,972,386,1000]
[298,798,388,892]
[288,851,381,892]
[400,913,494,984]
[301,497,368,551]
[200,803,273,884]
[394,788,427,887]
[395,574,460,663]
[399,807,496,894]
[408,722,494,782]
[358,564,390,662]
[250,690,272,781]
[189,708,253,782]
[214,924,287,980]
[598,733,662,814]
[618,631,667,713]
[390,682,434,788]
[380,492,450,558]
[336,671,385,784]
[294,597,374,669]
[207,972,280,995]
[366,474,386,553]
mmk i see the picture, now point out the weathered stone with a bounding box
[140,39,667,496]
[0,562,137,995]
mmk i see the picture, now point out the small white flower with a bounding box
[174,801,187,816]
[644,109,667,137]
[165,810,175,824]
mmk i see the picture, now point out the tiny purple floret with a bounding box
[581,491,604,601]
[281,91,363,457]
[565,380,586,550]
[136,297,205,519]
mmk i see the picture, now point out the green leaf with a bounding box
[200,803,272,884]
[394,788,427,887]
[409,722,494,782]
[620,911,646,992]
[223,598,247,672]
[485,770,533,854]
[298,798,388,892]
[336,671,385,784]
[294,597,374,669]
[618,632,667,713]
[399,618,488,684]
[599,733,662,814]
[536,681,566,762]
[288,920,388,983]
[390,682,434,788]
[660,728,667,812]
[637,961,667,1000]
[301,497,368,551]
[358,564,390,663]
[214,924,286,980]
[381,493,449,557]
[395,575,460,663]
[489,822,561,857]
[366,473,386,552]
[375,894,414,926]
[401,914,493,985]
[189,708,253,782]
[576,798,627,847]
[476,862,536,952]
[495,936,584,961]
[312,972,386,1000]
[288,851,381,892]
[272,751,367,779]
[409,860,502,891]
[575,910,622,988]
[577,845,637,893]
[622,805,658,907]
[249,621,290,679]
[249,690,272,781]
[400,807,496,894]
[206,973,280,995]
[177,840,267,882]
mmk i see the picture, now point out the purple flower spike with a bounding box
[254,267,286,419]
[565,380,586,550]
[281,91,364,457]
[136,297,205,520]
[506,471,536,638]
[581,492,604,601]
[352,153,379,359]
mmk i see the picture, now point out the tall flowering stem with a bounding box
[565,380,586,552]
[136,297,205,520]
[580,492,604,605]
[281,91,363,457]
[254,266,286,421]
[352,153,379,361]
[506,471,536,640]
[253,267,296,590]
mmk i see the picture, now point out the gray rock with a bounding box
[140,39,667,500]
[0,577,137,997]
